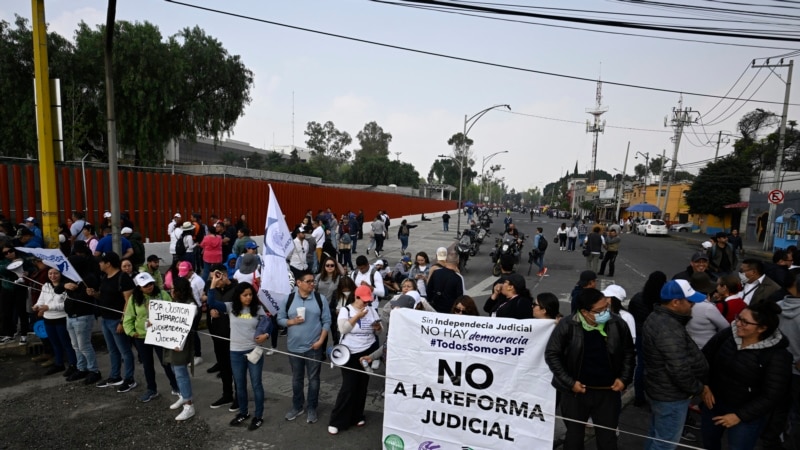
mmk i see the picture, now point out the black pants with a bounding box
[209,320,234,399]
[374,235,385,253]
[1,286,29,337]
[560,388,621,450]
[329,340,379,430]
[598,251,618,276]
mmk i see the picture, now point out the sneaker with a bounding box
[229,413,250,427]
[248,417,264,431]
[116,379,138,393]
[18,336,27,345]
[171,389,180,397]
[357,419,366,427]
[0,336,13,344]
[327,426,339,435]
[542,267,548,276]
[307,409,318,424]
[681,428,697,442]
[206,364,220,374]
[84,371,102,385]
[66,370,89,382]
[229,400,240,412]
[63,365,78,378]
[374,250,379,257]
[95,378,122,388]
[176,404,195,421]
[210,397,233,409]
[193,356,203,366]
[285,408,304,421]
[170,396,188,410]
[279,328,287,337]
[44,364,65,376]
[139,390,159,403]
[40,358,55,368]
[31,353,50,362]
[265,347,274,356]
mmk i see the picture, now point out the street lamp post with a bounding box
[243,157,250,169]
[479,150,509,205]
[450,104,510,237]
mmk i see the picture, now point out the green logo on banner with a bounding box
[384,434,404,450]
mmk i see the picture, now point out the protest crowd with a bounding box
[1,207,799,450]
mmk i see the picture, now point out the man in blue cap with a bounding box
[642,279,710,450]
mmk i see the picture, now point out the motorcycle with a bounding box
[456,231,476,273]
[490,233,524,276]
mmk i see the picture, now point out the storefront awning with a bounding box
[723,202,749,209]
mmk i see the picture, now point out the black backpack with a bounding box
[175,234,188,257]
[538,234,548,252]
[285,291,323,320]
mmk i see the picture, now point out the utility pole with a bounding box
[713,131,730,161]
[662,96,700,223]
[394,151,402,161]
[655,149,668,212]
[615,142,630,222]
[104,0,122,255]
[635,151,650,204]
[754,58,793,251]
[585,78,608,184]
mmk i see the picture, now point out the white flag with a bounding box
[15,247,84,283]
[257,185,294,315]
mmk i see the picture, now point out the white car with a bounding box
[669,222,694,232]
[637,219,668,236]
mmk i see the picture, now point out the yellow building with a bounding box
[624,181,693,223]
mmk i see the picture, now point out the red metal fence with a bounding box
[3,163,455,243]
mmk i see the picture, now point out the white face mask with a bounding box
[739,271,749,284]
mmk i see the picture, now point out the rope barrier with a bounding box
[12,278,706,448]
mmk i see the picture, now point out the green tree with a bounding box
[304,120,352,161]
[348,153,392,185]
[356,121,392,158]
[685,155,753,217]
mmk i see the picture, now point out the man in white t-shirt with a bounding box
[311,220,325,271]
[351,255,385,308]
[288,229,309,280]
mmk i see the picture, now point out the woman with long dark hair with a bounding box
[165,277,199,421]
[227,282,271,431]
[628,271,667,407]
[701,302,792,449]
[123,272,179,403]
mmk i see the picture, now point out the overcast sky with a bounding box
[4,0,798,194]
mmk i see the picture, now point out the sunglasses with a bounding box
[2,250,14,255]
[454,307,466,314]
[325,264,335,268]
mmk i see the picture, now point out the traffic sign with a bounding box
[769,189,785,205]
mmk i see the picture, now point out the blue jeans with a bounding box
[67,315,98,372]
[399,235,409,252]
[349,233,358,253]
[701,403,766,450]
[288,348,322,411]
[645,398,690,450]
[534,253,545,271]
[172,364,192,401]
[230,349,264,418]
[44,319,77,367]
[443,221,449,231]
[100,317,134,381]
[132,338,178,392]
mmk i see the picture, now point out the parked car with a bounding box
[669,222,694,232]
[637,219,668,236]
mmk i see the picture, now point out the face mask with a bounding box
[341,291,351,298]
[594,310,611,324]
[738,271,748,284]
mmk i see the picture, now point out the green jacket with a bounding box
[123,289,171,338]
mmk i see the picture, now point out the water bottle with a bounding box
[361,359,373,373]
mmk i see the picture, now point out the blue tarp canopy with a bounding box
[626,203,661,213]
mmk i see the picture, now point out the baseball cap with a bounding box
[436,247,448,262]
[401,255,411,264]
[173,213,182,219]
[178,261,193,277]
[374,259,385,267]
[691,251,709,262]
[602,285,627,303]
[660,279,706,303]
[701,241,714,250]
[134,272,156,287]
[146,254,161,263]
[355,285,374,302]
[689,272,716,295]
[120,227,133,235]
[103,211,111,218]
[245,241,258,250]
[24,216,36,223]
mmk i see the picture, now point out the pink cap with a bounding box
[178,261,192,277]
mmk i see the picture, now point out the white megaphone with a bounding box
[6,260,24,279]
[329,344,351,367]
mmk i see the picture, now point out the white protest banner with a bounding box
[382,309,556,450]
[15,247,83,283]
[257,185,294,315]
[144,300,196,351]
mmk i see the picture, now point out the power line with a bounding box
[502,110,674,133]
[163,0,800,106]
[705,69,775,125]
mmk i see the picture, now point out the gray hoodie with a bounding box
[778,296,800,375]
